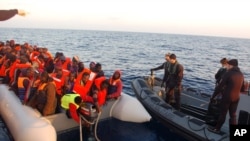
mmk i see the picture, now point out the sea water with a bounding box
[1,28,250,141]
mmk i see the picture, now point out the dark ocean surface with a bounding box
[0,28,250,141]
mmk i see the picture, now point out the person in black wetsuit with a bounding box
[150,52,171,87]
[215,58,228,86]
[208,59,244,133]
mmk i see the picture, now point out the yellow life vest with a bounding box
[61,93,80,109]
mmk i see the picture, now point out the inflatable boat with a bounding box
[131,76,250,141]
[0,84,151,141]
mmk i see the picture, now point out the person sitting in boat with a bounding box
[208,59,244,133]
[63,72,76,94]
[61,93,83,123]
[17,67,35,104]
[0,9,27,21]
[94,63,105,79]
[68,56,80,74]
[9,54,31,85]
[215,58,228,86]
[0,54,11,84]
[42,53,54,74]
[73,72,95,102]
[107,70,123,100]
[89,76,110,113]
[27,71,57,116]
[89,61,96,72]
[164,54,184,110]
[150,52,171,87]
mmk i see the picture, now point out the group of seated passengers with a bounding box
[0,40,123,119]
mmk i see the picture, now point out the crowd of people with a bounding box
[0,40,123,123]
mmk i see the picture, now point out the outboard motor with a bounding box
[79,103,98,123]
[78,103,99,141]
[205,96,221,127]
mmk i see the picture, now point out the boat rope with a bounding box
[94,112,102,141]
[79,111,102,141]
[109,98,120,117]
[187,117,205,131]
[187,117,211,141]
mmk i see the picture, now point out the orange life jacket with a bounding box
[51,73,65,96]
[62,57,71,70]
[17,77,29,102]
[29,51,40,61]
[94,76,107,106]
[73,72,96,101]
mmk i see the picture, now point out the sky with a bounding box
[1,0,250,39]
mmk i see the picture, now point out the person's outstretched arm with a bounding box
[0,9,26,21]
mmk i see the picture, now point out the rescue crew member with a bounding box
[164,54,184,110]
[208,59,244,133]
[150,53,171,87]
[215,58,228,86]
[61,93,82,123]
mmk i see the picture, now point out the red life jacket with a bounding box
[17,77,29,102]
[62,57,71,70]
[73,72,96,102]
[51,73,65,96]
[94,76,107,106]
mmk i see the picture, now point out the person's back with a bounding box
[61,93,82,123]
[209,59,244,133]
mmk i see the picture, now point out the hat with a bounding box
[169,54,176,60]
[228,59,238,67]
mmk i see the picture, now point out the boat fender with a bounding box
[0,85,56,141]
[111,92,151,123]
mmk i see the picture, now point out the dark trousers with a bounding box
[165,85,181,110]
[215,99,239,130]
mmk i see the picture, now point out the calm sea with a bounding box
[1,28,250,141]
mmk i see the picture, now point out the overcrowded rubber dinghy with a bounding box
[131,76,250,141]
[0,84,151,141]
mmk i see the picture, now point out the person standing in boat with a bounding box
[215,58,228,86]
[208,59,244,133]
[164,54,184,110]
[150,53,171,87]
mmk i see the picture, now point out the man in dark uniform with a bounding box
[164,54,184,110]
[208,59,244,133]
[150,53,171,87]
[215,58,228,86]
